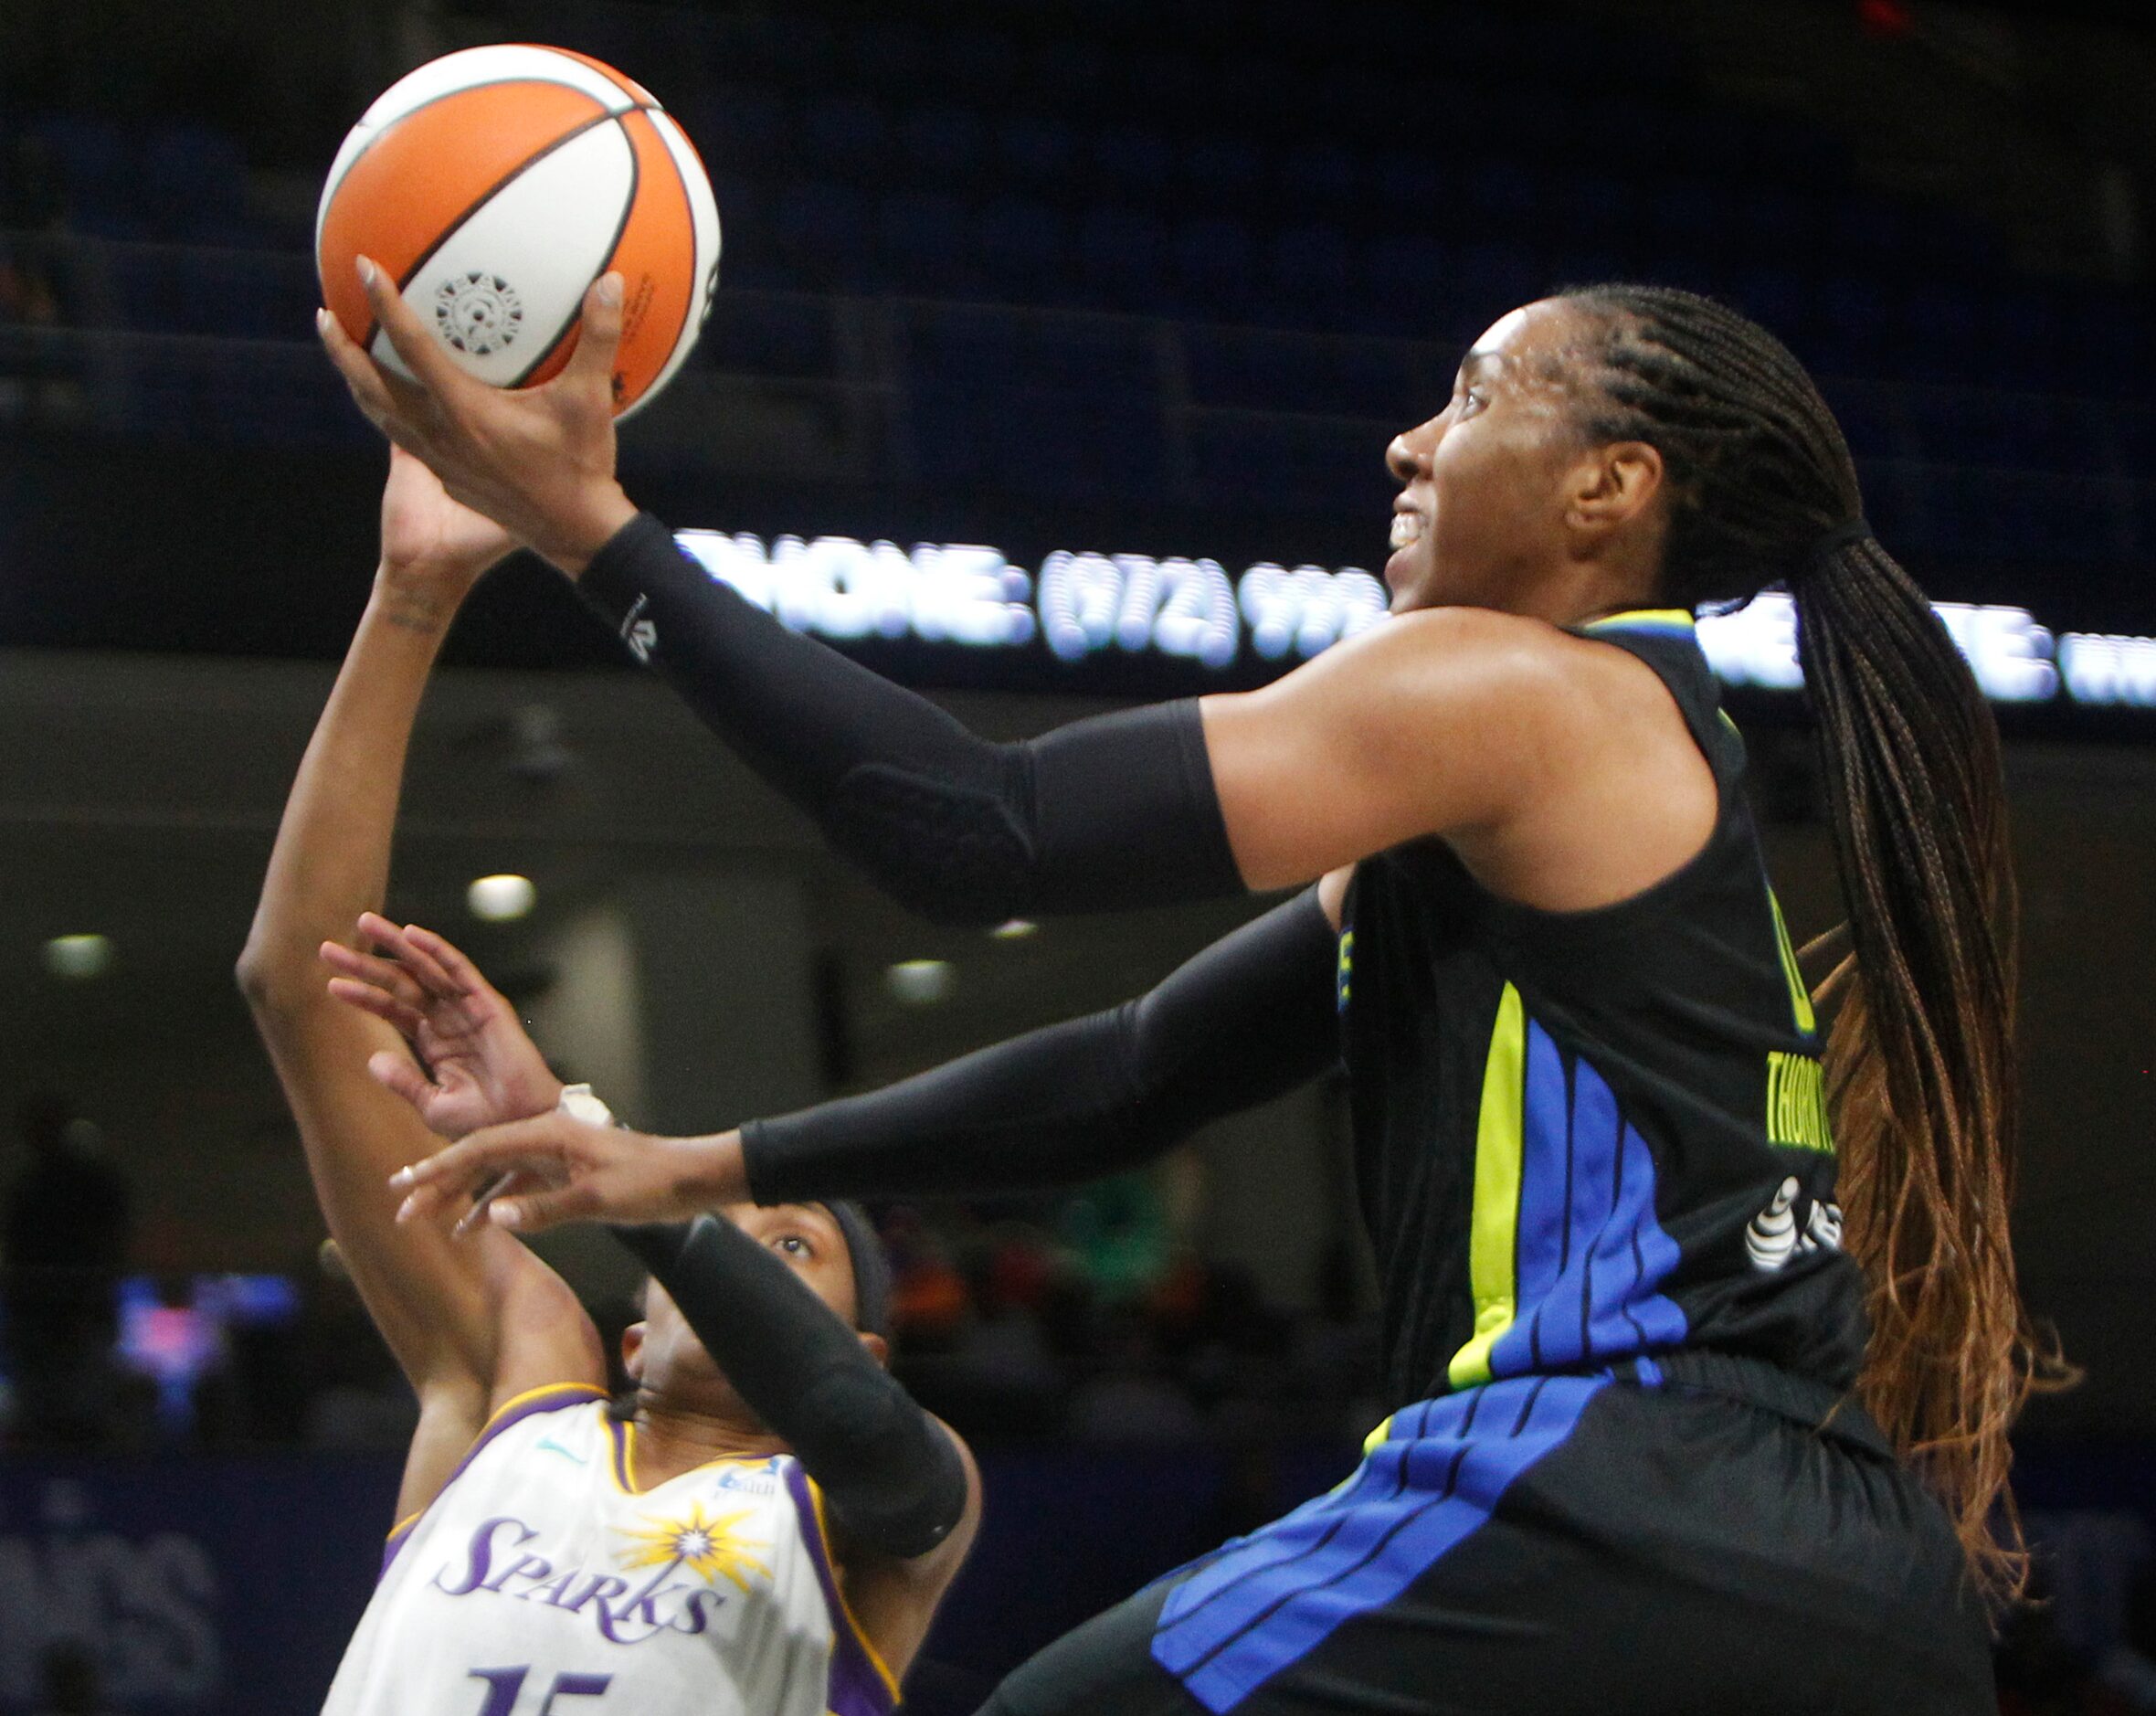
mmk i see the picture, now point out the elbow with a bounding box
[826,765,1030,928]
[234,931,311,1019]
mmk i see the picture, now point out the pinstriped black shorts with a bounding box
[978,1360,1990,1716]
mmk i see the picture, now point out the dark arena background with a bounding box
[3,1,2154,1711]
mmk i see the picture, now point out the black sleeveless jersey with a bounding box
[1337,609,1870,1410]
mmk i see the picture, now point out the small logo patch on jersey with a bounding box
[535,1435,587,1465]
[1745,1175,1845,1272]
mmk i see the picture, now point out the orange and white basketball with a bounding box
[316,45,720,418]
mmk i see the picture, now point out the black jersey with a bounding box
[1337,608,1868,1411]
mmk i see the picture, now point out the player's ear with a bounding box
[855,1330,890,1372]
[622,1321,648,1382]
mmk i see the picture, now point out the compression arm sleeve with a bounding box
[609,1216,967,1561]
[577,513,1242,926]
[744,886,1340,1205]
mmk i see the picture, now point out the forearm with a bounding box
[611,1217,967,1559]
[238,577,455,1001]
[745,888,1342,1205]
[575,513,1243,925]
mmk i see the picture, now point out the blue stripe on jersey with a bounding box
[1488,1021,1687,1379]
[1150,1373,1605,1713]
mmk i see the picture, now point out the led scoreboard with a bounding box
[673,525,2156,715]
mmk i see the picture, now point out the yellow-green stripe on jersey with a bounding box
[1447,984,1527,1388]
[1445,986,1690,1391]
[1767,892,1816,1036]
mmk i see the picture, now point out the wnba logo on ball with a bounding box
[433,271,524,356]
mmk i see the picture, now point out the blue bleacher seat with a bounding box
[1728,188,1825,269]
[999,115,1082,196]
[940,27,1023,95]
[899,106,986,185]
[975,197,1070,302]
[800,97,890,185]
[1361,234,1449,337]
[880,190,974,296]
[1174,217,1258,323]
[695,85,787,175]
[1277,143,1361,218]
[1817,380,1910,463]
[1453,242,1546,323]
[1091,127,1177,202]
[774,181,872,291]
[1183,135,1271,217]
[1077,206,1172,312]
[142,126,250,244]
[708,293,836,379]
[1464,160,1543,235]
[1265,223,1352,325]
[845,20,928,94]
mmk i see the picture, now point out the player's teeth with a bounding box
[1390,513,1422,549]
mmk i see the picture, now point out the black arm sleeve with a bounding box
[609,1216,967,1562]
[744,886,1341,1205]
[578,513,1242,926]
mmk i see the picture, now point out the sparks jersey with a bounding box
[323,1386,898,1716]
[1338,609,1871,1410]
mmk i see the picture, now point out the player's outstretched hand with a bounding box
[316,261,639,575]
[389,1114,750,1236]
[323,913,562,1139]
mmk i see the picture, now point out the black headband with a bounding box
[825,1199,893,1338]
[1806,517,1873,571]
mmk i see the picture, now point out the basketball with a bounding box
[315,45,720,418]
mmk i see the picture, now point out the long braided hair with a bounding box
[1556,283,2058,1602]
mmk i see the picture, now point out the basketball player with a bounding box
[236,445,978,1716]
[326,274,2045,1712]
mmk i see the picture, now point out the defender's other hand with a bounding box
[390,1115,749,1235]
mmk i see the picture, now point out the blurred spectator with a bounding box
[1067,1304,1204,1445]
[2101,1564,2156,1712]
[31,1642,103,1716]
[299,1241,417,1451]
[1,1094,133,1447]
[1057,1171,1172,1303]
[0,133,75,423]
[885,1207,971,1353]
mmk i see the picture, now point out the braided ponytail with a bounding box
[1559,283,2061,1603]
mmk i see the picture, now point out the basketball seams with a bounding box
[317,79,602,243]
[322,46,713,415]
[629,107,721,414]
[365,110,625,358]
[600,109,699,413]
[505,114,643,389]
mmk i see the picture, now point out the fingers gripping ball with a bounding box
[317,45,721,418]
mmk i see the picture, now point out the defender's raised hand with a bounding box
[322,914,562,1139]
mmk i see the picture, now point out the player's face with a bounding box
[624,1202,870,1414]
[1383,299,1595,615]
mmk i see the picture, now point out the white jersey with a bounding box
[324,1385,899,1716]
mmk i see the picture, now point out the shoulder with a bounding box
[1315,608,1665,780]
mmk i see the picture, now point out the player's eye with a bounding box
[774,1234,812,1257]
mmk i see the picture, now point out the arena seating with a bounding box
[0,1,2150,567]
